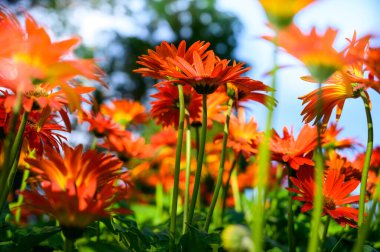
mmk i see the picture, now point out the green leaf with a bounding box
[179,225,221,252]
[78,240,127,252]
[12,226,60,252]
[363,245,379,252]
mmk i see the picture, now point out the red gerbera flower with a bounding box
[164,51,250,94]
[150,83,202,128]
[289,166,360,228]
[271,125,318,170]
[23,111,68,157]
[134,40,211,80]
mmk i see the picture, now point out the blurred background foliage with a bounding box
[6,0,242,102]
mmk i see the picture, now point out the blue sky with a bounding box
[217,0,380,153]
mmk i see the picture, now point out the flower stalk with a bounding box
[287,165,296,252]
[187,93,208,227]
[169,84,185,251]
[358,90,373,227]
[307,83,324,252]
[353,90,374,252]
[0,111,29,214]
[182,114,192,233]
[204,98,233,232]
[252,32,278,252]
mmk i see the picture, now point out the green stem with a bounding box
[0,112,29,214]
[156,183,164,224]
[187,93,208,228]
[15,167,30,224]
[182,115,192,234]
[221,158,237,220]
[307,82,324,252]
[64,238,75,252]
[322,216,331,247]
[195,125,200,159]
[287,165,296,252]
[358,91,373,228]
[204,98,233,232]
[252,32,278,252]
[231,166,241,212]
[169,84,185,251]
[353,152,377,252]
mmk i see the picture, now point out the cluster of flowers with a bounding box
[0,0,380,250]
[0,7,131,235]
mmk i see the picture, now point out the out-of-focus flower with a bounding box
[215,112,262,159]
[221,224,253,252]
[271,125,318,170]
[238,162,279,191]
[265,24,344,83]
[354,146,380,197]
[289,166,360,228]
[83,112,128,139]
[366,47,380,89]
[134,40,210,80]
[323,123,360,150]
[100,99,148,129]
[193,89,229,128]
[259,0,315,29]
[150,83,201,128]
[103,132,153,162]
[0,7,104,98]
[299,33,371,128]
[21,145,130,229]
[132,128,193,194]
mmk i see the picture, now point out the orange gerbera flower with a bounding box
[326,152,361,182]
[164,51,250,94]
[259,0,315,29]
[322,123,360,150]
[266,24,344,83]
[134,40,210,80]
[150,83,202,128]
[299,33,371,128]
[271,125,318,170]
[289,166,360,228]
[192,89,229,128]
[224,77,275,109]
[103,132,153,162]
[0,8,104,93]
[365,47,380,92]
[83,112,127,139]
[2,83,95,113]
[215,112,262,159]
[21,145,130,229]
[150,126,179,148]
[100,99,148,129]
[353,147,380,197]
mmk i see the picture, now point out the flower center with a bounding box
[323,196,336,210]
[25,86,49,98]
